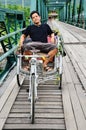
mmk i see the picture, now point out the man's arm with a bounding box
[50,33,55,44]
[19,34,26,47]
[46,24,55,44]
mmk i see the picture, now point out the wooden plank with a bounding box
[0,83,19,130]
[75,45,86,62]
[64,55,86,130]
[8,113,64,118]
[11,108,63,113]
[75,84,86,117]
[62,58,77,130]
[55,22,79,43]
[58,21,86,43]
[6,118,65,124]
[67,83,86,130]
[12,104,63,109]
[0,67,16,97]
[20,89,61,93]
[70,45,86,78]
[65,45,86,90]
[17,94,62,99]
[4,124,65,130]
[16,97,62,102]
[0,76,17,111]
[19,89,61,93]
[65,51,80,84]
[66,56,86,118]
[78,62,86,78]
[14,101,62,106]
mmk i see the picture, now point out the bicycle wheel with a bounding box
[58,54,63,89]
[30,73,35,124]
[17,73,22,87]
[17,56,22,87]
[59,74,62,89]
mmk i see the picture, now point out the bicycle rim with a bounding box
[31,73,35,124]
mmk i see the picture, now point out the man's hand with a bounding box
[50,33,55,44]
[16,46,21,55]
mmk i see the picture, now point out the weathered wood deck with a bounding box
[0,21,86,130]
[57,21,86,130]
[3,78,65,130]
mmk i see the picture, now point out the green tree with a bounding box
[0,3,30,26]
[7,4,30,25]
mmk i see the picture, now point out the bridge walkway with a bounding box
[0,21,86,130]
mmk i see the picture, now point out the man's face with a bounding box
[31,13,41,25]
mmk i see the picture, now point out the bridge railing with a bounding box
[0,28,25,85]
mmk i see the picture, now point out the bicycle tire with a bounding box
[17,56,23,87]
[31,73,35,124]
[59,54,63,89]
[59,74,62,89]
[17,74,22,87]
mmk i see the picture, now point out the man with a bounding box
[19,10,58,70]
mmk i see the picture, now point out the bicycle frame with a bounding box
[16,35,63,124]
[29,57,38,100]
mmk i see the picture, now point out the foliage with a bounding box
[8,4,30,26]
[0,3,30,26]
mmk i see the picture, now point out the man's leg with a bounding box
[43,48,58,67]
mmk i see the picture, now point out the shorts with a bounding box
[23,42,57,53]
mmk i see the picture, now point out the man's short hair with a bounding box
[30,11,40,18]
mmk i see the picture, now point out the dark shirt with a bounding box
[23,23,53,43]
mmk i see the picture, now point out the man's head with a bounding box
[30,11,41,25]
[30,11,40,18]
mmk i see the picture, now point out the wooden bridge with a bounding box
[0,21,86,130]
